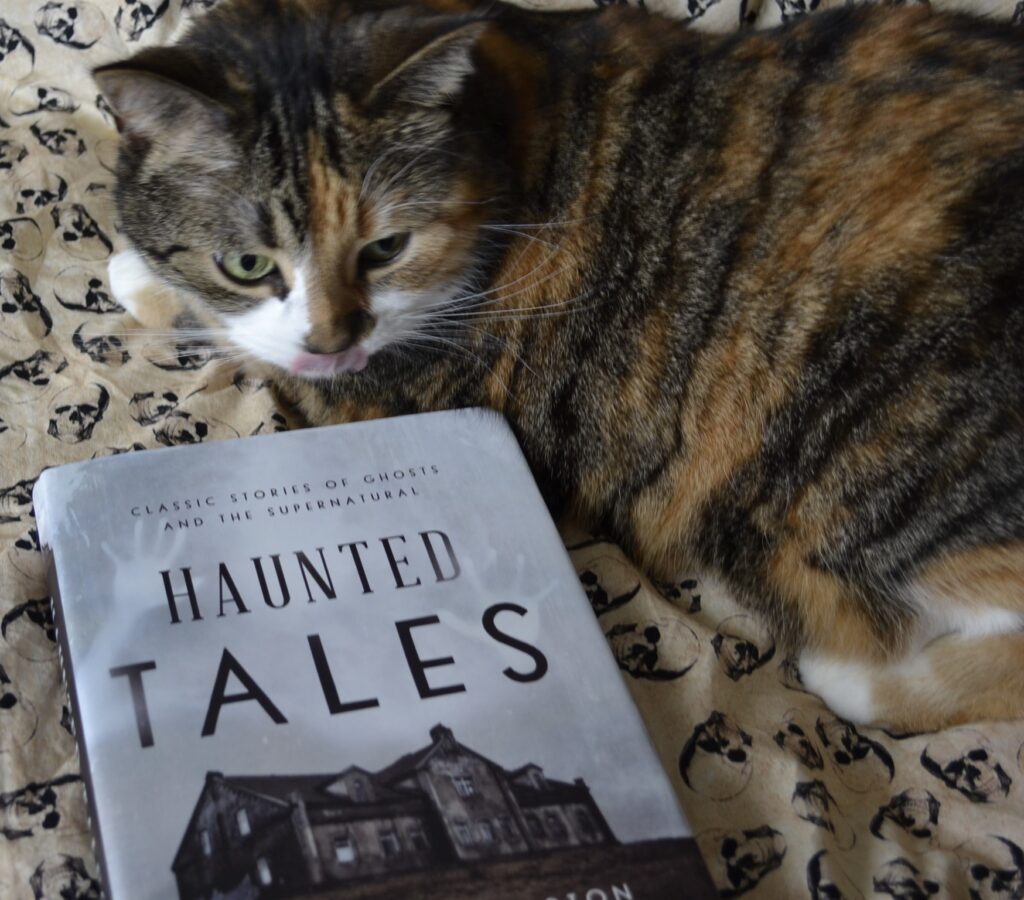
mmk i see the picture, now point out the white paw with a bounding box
[107,249,157,320]
[798,652,877,724]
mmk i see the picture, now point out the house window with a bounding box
[379,828,401,857]
[236,808,251,837]
[453,821,473,845]
[499,816,520,841]
[525,813,545,839]
[334,836,356,864]
[199,829,212,856]
[256,857,272,886]
[577,809,597,838]
[477,821,495,843]
[452,775,477,797]
[545,811,568,839]
[352,779,367,802]
[408,824,429,852]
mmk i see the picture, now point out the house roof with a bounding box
[221,770,419,808]
[374,745,436,785]
[221,774,330,805]
[375,724,506,786]
[511,779,593,808]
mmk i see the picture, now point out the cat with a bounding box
[96,0,1024,733]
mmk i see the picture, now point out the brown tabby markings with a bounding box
[918,545,1024,613]
[635,330,774,570]
[306,135,362,351]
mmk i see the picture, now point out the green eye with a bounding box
[359,233,410,270]
[216,251,278,283]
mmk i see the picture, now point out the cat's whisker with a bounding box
[484,215,594,230]
[461,283,597,317]
[459,327,542,380]
[388,310,541,383]
[455,263,572,310]
[125,348,228,363]
[456,299,600,326]
[100,326,229,338]
[435,254,571,317]
[387,265,587,340]
[376,196,500,217]
[397,332,514,399]
[480,225,559,250]
[387,335,481,373]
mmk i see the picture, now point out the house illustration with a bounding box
[172,724,616,899]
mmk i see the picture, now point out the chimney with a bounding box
[430,724,454,744]
[289,791,324,885]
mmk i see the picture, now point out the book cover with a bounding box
[34,408,715,900]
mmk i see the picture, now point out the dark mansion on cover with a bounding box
[36,410,709,899]
[175,724,616,897]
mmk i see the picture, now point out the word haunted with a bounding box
[159,529,460,624]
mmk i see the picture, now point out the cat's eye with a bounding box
[359,233,410,270]
[215,251,278,284]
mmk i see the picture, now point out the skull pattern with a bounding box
[816,714,895,793]
[605,618,701,680]
[870,789,941,844]
[872,858,940,900]
[35,2,106,50]
[72,323,130,365]
[30,854,100,900]
[774,709,825,770]
[921,733,1012,804]
[699,824,787,898]
[680,711,754,800]
[1,597,57,663]
[47,384,110,443]
[712,613,777,681]
[114,0,170,42]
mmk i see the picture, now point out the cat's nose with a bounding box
[304,309,375,355]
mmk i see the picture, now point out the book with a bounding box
[34,408,716,900]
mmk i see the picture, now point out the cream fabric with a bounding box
[0,1,1021,897]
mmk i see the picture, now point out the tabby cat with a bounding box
[97,0,1024,733]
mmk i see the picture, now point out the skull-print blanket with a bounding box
[1,1,1022,898]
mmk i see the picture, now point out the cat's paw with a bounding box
[107,249,158,320]
[797,652,877,724]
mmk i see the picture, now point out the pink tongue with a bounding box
[342,346,369,372]
[291,346,369,375]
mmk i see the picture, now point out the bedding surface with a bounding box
[1,1,1022,897]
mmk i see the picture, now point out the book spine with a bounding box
[45,545,115,899]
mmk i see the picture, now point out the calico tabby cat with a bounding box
[97,0,1024,733]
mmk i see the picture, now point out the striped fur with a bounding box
[98,1,1024,731]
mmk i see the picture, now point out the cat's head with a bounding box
[95,2,506,378]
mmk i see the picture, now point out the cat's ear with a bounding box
[93,53,232,160]
[365,20,485,110]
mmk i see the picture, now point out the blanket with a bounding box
[1,1,1021,897]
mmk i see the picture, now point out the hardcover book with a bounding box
[34,408,715,900]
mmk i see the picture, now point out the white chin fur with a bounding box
[225,289,308,371]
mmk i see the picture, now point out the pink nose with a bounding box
[290,346,369,376]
